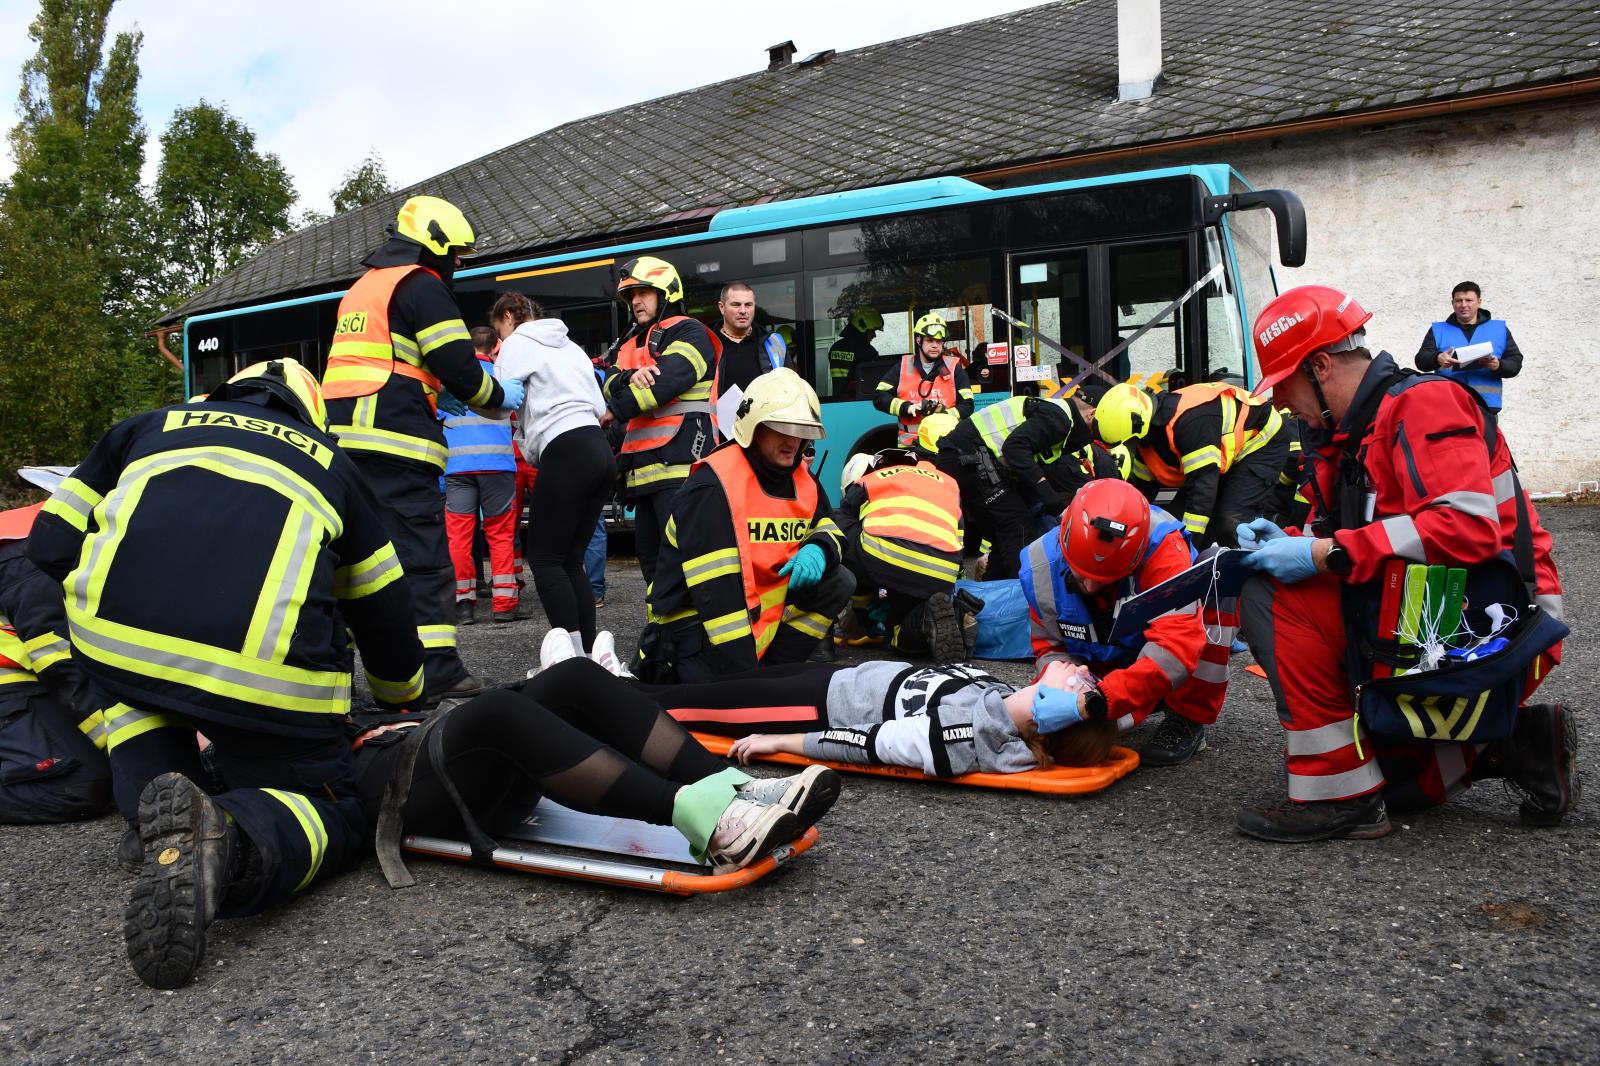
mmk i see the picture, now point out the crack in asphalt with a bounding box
[506,901,666,1064]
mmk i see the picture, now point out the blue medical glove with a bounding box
[498,378,526,412]
[1241,536,1318,584]
[436,391,469,417]
[1235,517,1288,550]
[778,544,826,590]
[1032,686,1087,735]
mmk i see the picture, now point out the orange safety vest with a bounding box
[1138,382,1268,486]
[0,504,41,676]
[616,316,721,455]
[894,354,959,446]
[322,265,445,411]
[702,445,818,656]
[860,462,962,553]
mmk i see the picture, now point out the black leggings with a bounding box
[525,426,616,648]
[359,659,727,837]
[634,662,843,737]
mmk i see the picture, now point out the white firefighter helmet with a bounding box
[840,452,874,493]
[732,367,824,448]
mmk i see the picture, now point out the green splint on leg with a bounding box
[671,767,751,861]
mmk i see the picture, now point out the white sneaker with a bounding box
[589,631,633,679]
[737,765,841,833]
[705,798,799,873]
[539,627,577,672]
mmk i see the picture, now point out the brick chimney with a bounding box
[767,40,796,71]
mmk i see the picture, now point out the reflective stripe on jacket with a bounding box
[323,265,444,405]
[858,462,963,584]
[702,445,818,657]
[1137,382,1281,486]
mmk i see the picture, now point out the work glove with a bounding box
[1037,483,1066,516]
[436,391,469,417]
[498,378,526,412]
[1235,517,1289,550]
[778,543,827,591]
[1240,535,1318,584]
[1031,685,1106,735]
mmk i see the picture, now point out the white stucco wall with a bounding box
[1186,98,1600,492]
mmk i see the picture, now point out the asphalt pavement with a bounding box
[1,507,1595,1064]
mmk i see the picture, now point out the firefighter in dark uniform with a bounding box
[827,307,882,398]
[873,313,975,446]
[930,395,1095,582]
[321,195,520,704]
[832,449,977,662]
[638,368,854,683]
[28,359,426,989]
[602,256,721,585]
[0,502,111,823]
[1092,380,1288,550]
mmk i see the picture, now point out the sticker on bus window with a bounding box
[986,344,1010,366]
[1012,344,1033,367]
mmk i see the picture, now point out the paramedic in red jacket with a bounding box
[1234,285,1572,842]
[1021,479,1235,768]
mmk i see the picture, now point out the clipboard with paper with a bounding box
[1108,548,1253,644]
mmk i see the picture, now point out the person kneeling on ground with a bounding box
[1233,285,1573,842]
[357,658,840,875]
[635,368,854,682]
[1022,478,1237,768]
[832,449,980,662]
[634,659,1118,777]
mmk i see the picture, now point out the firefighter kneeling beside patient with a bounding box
[28,359,426,990]
[636,368,854,682]
[833,449,978,662]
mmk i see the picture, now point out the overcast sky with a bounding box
[0,0,1045,214]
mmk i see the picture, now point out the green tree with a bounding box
[155,100,296,294]
[330,151,390,214]
[0,0,173,476]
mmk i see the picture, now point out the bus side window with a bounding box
[1108,240,1189,385]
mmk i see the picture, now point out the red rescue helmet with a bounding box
[1060,478,1152,585]
[1250,285,1372,396]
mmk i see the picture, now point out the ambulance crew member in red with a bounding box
[440,326,521,624]
[1022,479,1236,768]
[1093,379,1287,549]
[602,256,720,585]
[638,369,853,683]
[873,312,975,447]
[27,360,425,988]
[321,195,520,704]
[1235,285,1573,841]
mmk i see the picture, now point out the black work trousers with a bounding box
[630,488,677,588]
[0,692,111,823]
[1207,433,1293,549]
[351,454,468,697]
[947,457,1033,582]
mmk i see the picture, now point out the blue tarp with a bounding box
[955,578,1033,660]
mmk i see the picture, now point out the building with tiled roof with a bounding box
[167,0,1600,489]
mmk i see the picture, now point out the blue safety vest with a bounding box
[1019,508,1187,663]
[442,354,517,475]
[1429,318,1507,409]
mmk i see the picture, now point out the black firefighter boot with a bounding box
[953,589,986,659]
[125,773,241,989]
[920,592,966,664]
[1475,704,1581,827]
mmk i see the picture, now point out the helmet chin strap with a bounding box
[1305,361,1334,427]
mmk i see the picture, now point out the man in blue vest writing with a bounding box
[1415,281,1523,410]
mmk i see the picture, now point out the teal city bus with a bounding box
[182,163,1304,491]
